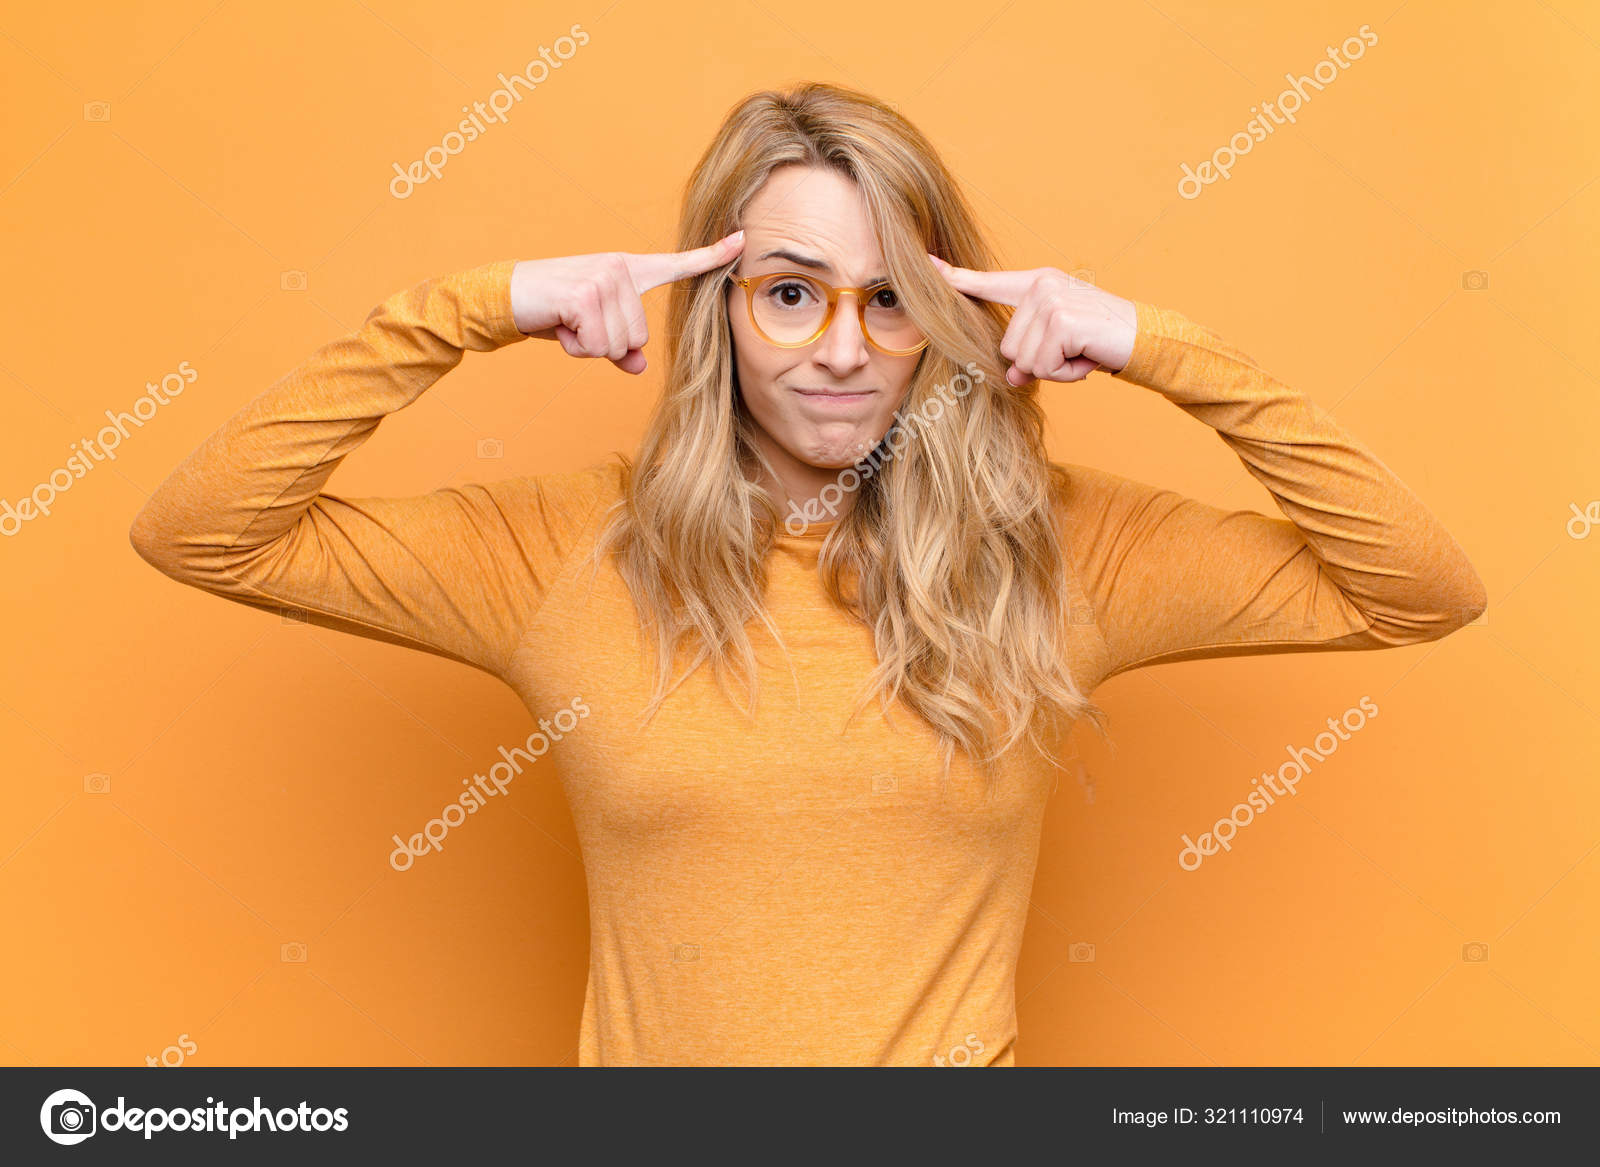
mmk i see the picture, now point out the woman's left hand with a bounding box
[929,255,1138,385]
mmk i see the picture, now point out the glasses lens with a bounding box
[861,285,925,353]
[749,275,926,352]
[751,274,828,345]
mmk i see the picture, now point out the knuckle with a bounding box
[1042,270,1071,296]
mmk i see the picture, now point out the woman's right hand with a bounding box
[510,230,744,374]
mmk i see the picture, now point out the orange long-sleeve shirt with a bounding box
[128,259,1487,1066]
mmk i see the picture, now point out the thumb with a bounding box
[612,349,647,375]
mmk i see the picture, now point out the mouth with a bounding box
[792,386,875,402]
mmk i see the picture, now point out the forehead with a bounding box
[742,165,885,281]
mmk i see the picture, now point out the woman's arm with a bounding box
[1059,300,1488,683]
[127,260,614,680]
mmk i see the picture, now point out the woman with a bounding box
[129,81,1487,1066]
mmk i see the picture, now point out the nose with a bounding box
[812,291,872,376]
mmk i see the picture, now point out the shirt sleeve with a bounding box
[1059,299,1488,686]
[128,258,615,681]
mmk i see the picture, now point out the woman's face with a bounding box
[727,164,922,508]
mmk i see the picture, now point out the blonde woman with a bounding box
[129,81,1486,1067]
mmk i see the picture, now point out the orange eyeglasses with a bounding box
[727,270,929,356]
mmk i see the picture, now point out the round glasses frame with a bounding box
[726,271,930,357]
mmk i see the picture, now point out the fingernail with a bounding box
[730,229,745,244]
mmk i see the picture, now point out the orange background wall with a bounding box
[2,0,1595,1067]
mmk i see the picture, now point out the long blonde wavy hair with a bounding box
[586,80,1109,783]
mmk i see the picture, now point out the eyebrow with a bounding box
[754,248,888,286]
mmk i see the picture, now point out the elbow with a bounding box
[1454,572,1489,630]
[127,505,163,567]
[128,500,280,594]
[128,521,175,580]
[1438,562,1489,635]
[1353,567,1488,645]
[127,499,186,579]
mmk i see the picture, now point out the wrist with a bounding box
[1099,295,1139,373]
[498,259,538,342]
[1109,300,1166,385]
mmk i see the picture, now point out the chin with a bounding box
[793,432,879,470]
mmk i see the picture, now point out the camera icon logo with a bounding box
[1461,270,1489,291]
[83,102,110,122]
[280,270,308,291]
[672,944,700,963]
[1462,942,1489,962]
[281,941,308,962]
[476,438,504,460]
[1068,942,1096,963]
[39,1088,97,1145]
[84,772,111,794]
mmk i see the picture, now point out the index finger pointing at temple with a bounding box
[627,231,745,294]
[929,255,1037,307]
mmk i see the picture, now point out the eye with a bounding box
[762,278,821,308]
[869,286,904,311]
